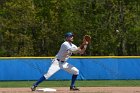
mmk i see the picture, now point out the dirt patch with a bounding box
[0,87,140,93]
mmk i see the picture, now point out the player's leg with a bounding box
[31,59,60,91]
[60,62,79,91]
[71,74,78,88]
[31,76,46,91]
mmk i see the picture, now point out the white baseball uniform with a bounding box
[44,41,79,79]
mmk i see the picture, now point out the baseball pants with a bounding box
[44,58,79,79]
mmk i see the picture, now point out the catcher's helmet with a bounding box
[65,32,74,37]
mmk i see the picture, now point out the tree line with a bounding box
[0,0,140,56]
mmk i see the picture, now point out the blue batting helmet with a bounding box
[65,32,74,37]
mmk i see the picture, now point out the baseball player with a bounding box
[31,32,90,91]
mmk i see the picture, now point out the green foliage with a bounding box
[0,0,140,56]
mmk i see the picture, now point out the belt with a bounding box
[57,59,65,62]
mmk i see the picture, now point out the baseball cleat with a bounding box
[70,86,80,91]
[31,85,37,91]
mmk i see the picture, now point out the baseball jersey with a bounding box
[55,41,78,61]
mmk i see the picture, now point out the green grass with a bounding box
[0,80,140,88]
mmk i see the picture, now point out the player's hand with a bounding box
[83,35,91,44]
[83,39,89,45]
[79,35,91,49]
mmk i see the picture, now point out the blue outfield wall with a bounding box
[0,57,140,80]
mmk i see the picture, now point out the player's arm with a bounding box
[78,35,91,54]
[67,35,91,54]
[68,47,80,54]
[77,41,88,54]
[63,43,79,54]
[68,44,87,54]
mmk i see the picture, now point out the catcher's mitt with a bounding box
[83,35,91,43]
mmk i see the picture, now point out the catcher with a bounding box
[31,32,91,91]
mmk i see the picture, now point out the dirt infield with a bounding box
[0,87,140,93]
